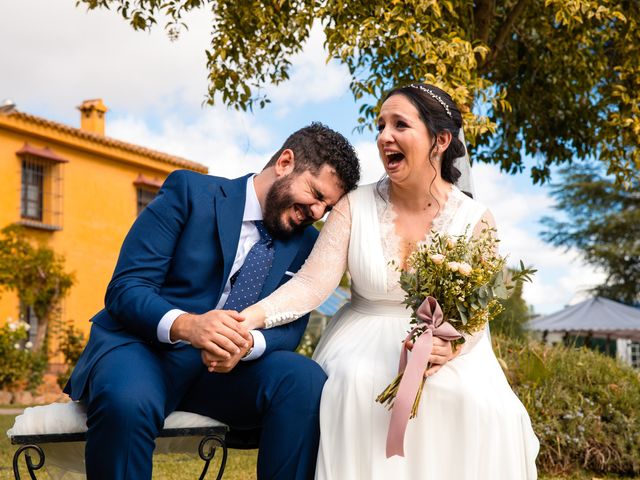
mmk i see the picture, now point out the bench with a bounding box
[7,402,229,480]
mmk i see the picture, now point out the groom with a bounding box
[64,122,361,480]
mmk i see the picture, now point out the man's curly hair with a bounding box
[265,122,360,193]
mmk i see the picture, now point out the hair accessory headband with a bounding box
[408,84,452,119]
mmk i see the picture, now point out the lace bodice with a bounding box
[375,179,468,293]
[258,179,488,328]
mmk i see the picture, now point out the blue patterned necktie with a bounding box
[224,221,275,311]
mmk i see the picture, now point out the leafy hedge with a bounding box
[493,334,640,476]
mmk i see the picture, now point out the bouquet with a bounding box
[376,223,535,457]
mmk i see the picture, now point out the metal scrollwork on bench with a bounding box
[12,444,45,480]
[10,425,229,480]
[198,434,228,480]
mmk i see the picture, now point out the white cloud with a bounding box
[267,23,352,117]
[108,109,275,177]
[473,163,553,224]
[354,141,385,185]
[1,0,213,121]
[522,249,606,313]
[472,162,605,314]
[1,2,351,124]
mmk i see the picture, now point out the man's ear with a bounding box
[274,149,295,177]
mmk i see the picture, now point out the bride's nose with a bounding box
[377,127,395,148]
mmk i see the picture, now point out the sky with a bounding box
[0,0,606,315]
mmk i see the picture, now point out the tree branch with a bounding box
[487,0,531,65]
[474,0,496,44]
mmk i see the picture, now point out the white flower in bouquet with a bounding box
[458,262,472,276]
[446,261,460,272]
[429,254,445,264]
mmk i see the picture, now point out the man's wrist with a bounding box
[241,333,255,358]
[170,312,193,343]
[159,309,187,344]
[241,330,266,361]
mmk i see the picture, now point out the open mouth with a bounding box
[292,205,309,225]
[386,151,405,168]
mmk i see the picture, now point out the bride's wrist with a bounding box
[241,304,266,330]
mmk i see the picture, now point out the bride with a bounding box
[239,83,539,479]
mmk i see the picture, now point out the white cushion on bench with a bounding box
[7,401,226,437]
[7,402,228,479]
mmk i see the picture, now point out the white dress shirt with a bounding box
[156,175,266,360]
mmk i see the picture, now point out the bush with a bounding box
[493,334,640,476]
[0,319,46,391]
[296,330,319,358]
[56,322,86,389]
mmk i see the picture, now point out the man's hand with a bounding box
[405,337,457,377]
[202,333,254,373]
[170,310,252,360]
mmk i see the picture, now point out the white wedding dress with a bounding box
[258,180,539,479]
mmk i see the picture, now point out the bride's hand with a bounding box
[404,337,457,377]
[239,304,267,330]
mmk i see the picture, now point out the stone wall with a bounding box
[0,374,67,406]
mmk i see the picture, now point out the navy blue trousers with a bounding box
[84,340,326,479]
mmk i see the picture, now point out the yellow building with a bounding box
[0,99,207,355]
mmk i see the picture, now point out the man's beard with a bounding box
[263,175,313,239]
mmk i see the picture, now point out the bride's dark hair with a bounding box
[383,83,465,185]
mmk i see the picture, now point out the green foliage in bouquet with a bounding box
[398,224,535,339]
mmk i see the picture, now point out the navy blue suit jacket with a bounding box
[66,170,317,400]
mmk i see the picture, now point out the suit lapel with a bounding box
[214,173,305,300]
[260,234,303,298]
[214,174,252,289]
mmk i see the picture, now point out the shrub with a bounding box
[296,330,319,358]
[0,318,45,391]
[56,322,86,389]
[0,225,75,351]
[493,334,640,476]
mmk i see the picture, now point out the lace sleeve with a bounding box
[257,195,351,328]
[458,208,497,355]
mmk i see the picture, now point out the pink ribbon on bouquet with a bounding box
[386,296,462,458]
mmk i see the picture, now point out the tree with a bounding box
[0,225,75,351]
[77,0,639,184]
[541,164,640,305]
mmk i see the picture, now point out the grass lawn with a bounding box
[1,414,638,479]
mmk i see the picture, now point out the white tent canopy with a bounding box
[526,297,640,341]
